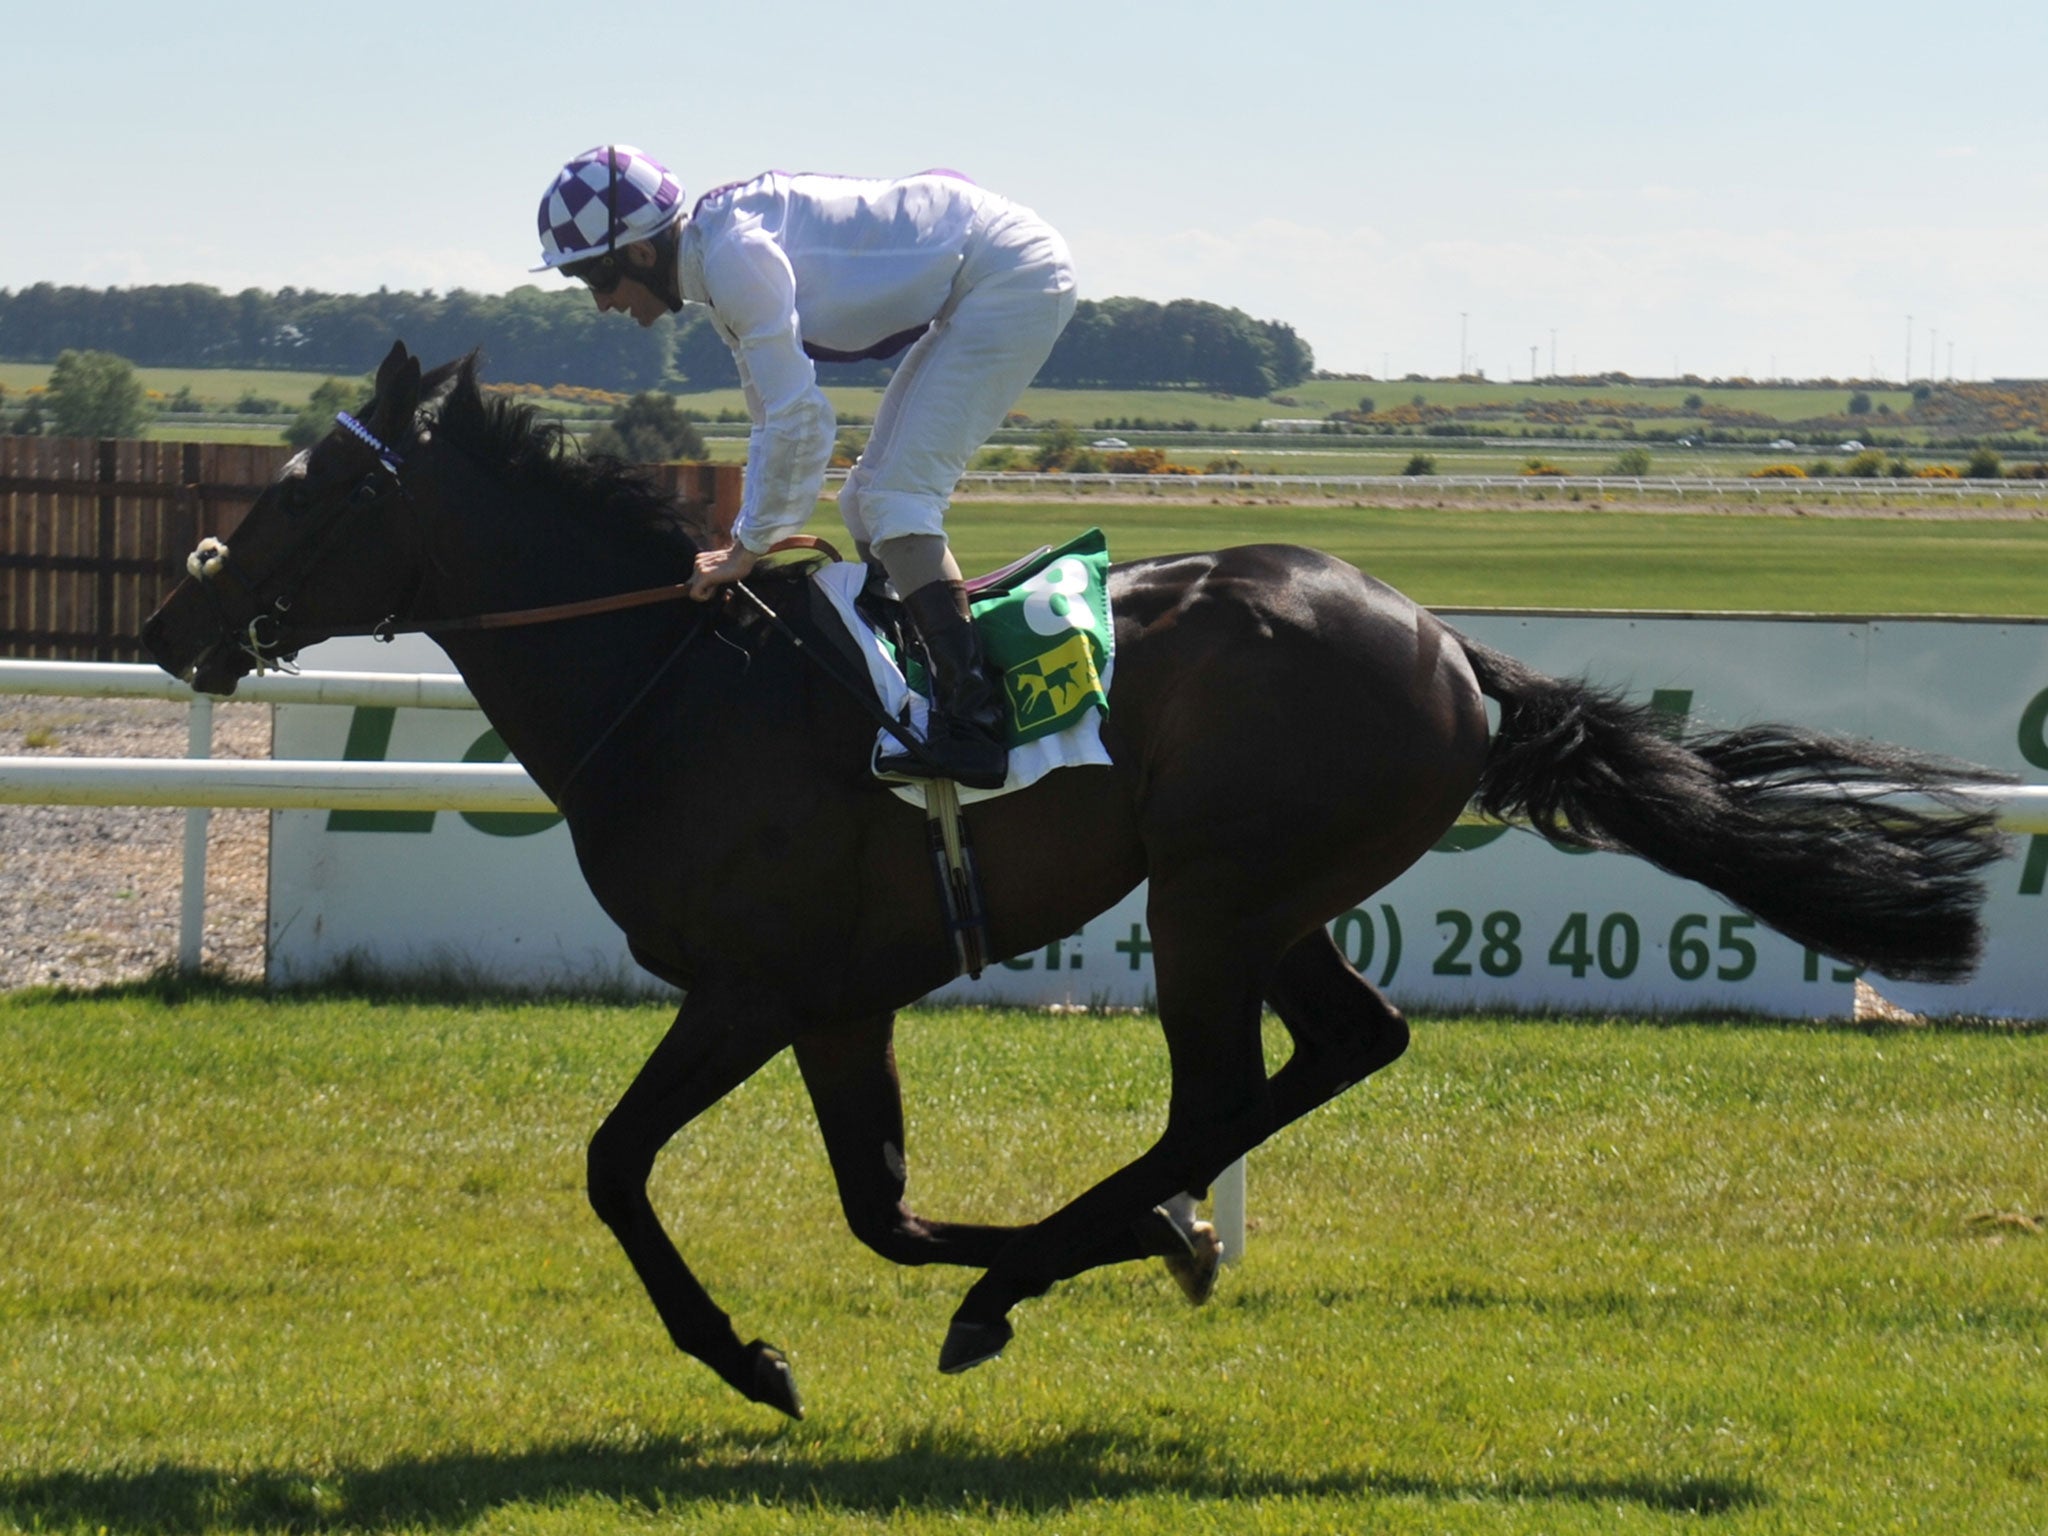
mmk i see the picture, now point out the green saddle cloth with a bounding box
[904,529,1114,747]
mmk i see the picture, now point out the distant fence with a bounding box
[953,470,2048,502]
[0,437,741,664]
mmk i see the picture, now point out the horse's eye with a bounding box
[350,479,382,506]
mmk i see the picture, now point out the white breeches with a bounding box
[839,207,1076,550]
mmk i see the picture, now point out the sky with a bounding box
[9,0,2047,382]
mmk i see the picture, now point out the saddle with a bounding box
[851,544,1053,642]
[755,534,1116,982]
[757,536,1053,709]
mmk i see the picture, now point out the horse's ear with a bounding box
[373,340,415,399]
[370,344,424,439]
[419,355,465,413]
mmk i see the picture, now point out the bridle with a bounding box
[181,410,422,677]
[187,409,721,668]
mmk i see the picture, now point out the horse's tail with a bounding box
[1452,632,2012,983]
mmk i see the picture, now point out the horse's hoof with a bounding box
[743,1339,804,1420]
[938,1317,1013,1375]
[1161,1219,1224,1307]
[1137,1201,1224,1307]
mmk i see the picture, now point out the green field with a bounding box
[0,362,1986,457]
[9,354,2027,484]
[1,986,2041,1535]
[645,378,1924,435]
[0,365,1910,424]
[718,438,1999,478]
[936,502,2048,617]
[0,362,350,409]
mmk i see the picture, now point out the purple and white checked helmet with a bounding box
[532,145,685,271]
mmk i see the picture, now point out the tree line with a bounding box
[0,284,1314,398]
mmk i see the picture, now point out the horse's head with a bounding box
[144,341,459,695]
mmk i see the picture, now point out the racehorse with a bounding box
[143,342,2009,1419]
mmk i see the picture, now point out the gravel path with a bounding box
[1,696,270,991]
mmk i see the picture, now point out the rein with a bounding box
[323,536,853,643]
[320,578,706,643]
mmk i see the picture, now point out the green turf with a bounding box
[0,362,351,408]
[1,984,2042,1534]
[656,377,1927,434]
[0,364,1923,429]
[684,434,2011,479]
[935,502,2048,617]
[3,358,2023,461]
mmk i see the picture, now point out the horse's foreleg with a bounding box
[586,989,802,1418]
[793,1013,1024,1269]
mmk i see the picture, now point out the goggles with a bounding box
[563,252,624,294]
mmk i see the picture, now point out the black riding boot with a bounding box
[877,580,1010,790]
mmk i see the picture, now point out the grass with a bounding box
[0,362,349,408]
[667,377,1929,434]
[7,358,2032,469]
[1,982,2043,1534]
[933,502,2048,616]
[691,434,2008,478]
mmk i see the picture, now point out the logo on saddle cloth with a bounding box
[1004,631,1101,735]
[971,529,1113,747]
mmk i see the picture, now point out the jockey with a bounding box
[533,145,1077,791]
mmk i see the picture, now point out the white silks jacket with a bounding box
[672,170,1074,554]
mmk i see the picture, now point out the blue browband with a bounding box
[334,410,404,475]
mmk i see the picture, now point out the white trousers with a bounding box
[839,206,1076,551]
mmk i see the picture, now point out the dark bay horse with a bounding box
[143,343,2008,1419]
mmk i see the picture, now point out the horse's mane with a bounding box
[430,354,716,554]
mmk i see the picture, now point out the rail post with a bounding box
[179,696,213,974]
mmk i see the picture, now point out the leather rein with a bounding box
[325,534,847,644]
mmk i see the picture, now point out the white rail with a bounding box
[950,471,2048,501]
[0,757,553,812]
[0,663,550,807]
[11,660,2048,820]
[0,658,481,709]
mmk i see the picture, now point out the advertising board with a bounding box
[270,614,2048,1018]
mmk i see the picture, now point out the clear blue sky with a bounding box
[11,0,2046,381]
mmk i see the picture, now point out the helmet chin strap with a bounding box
[639,225,686,312]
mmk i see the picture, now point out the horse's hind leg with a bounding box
[796,1013,1188,1279]
[586,987,804,1417]
[1138,928,1408,1303]
[794,1013,1026,1269]
[937,898,1274,1371]
[935,923,1414,1368]
[1260,926,1410,1125]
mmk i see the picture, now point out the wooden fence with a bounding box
[0,438,741,663]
